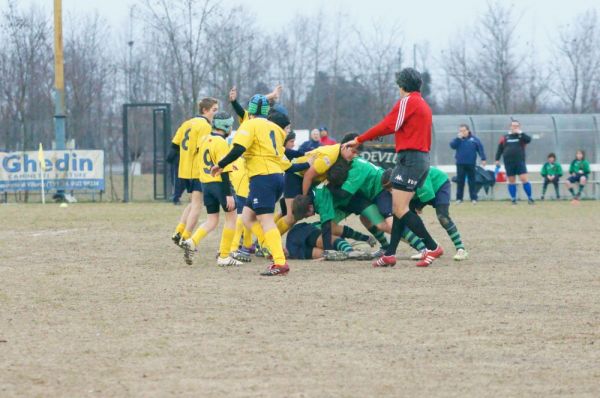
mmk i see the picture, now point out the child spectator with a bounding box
[566,150,591,202]
[540,153,562,200]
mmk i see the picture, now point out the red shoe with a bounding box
[416,245,444,267]
[260,263,290,276]
[372,255,396,268]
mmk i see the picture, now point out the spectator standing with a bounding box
[299,129,322,152]
[319,126,337,145]
[449,124,487,204]
[495,120,534,204]
[540,153,562,200]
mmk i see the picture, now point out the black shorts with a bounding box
[235,195,247,215]
[247,174,284,215]
[203,182,230,214]
[286,222,321,259]
[504,161,527,177]
[183,178,203,193]
[373,190,392,218]
[568,174,588,184]
[391,150,430,192]
[284,172,303,199]
[433,180,451,207]
[340,192,372,215]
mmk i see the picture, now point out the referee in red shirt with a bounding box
[345,68,443,267]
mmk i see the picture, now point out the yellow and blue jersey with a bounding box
[231,156,250,198]
[291,143,341,182]
[197,133,233,183]
[172,116,212,179]
[232,117,289,177]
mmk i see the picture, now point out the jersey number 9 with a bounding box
[203,149,214,174]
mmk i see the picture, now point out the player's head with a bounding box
[284,131,296,149]
[340,133,360,161]
[326,159,350,187]
[576,149,585,160]
[198,97,219,122]
[381,168,393,191]
[212,111,234,136]
[395,68,422,93]
[268,109,291,131]
[547,153,556,162]
[248,94,270,118]
[292,194,314,220]
[510,120,521,133]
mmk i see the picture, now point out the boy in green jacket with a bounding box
[540,153,563,200]
[566,150,591,202]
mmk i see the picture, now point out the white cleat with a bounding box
[453,248,469,261]
[410,250,426,261]
[181,239,196,265]
[217,256,243,267]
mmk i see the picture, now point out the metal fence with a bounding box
[429,114,600,166]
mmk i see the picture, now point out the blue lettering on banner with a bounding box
[0,150,104,192]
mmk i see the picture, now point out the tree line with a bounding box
[1,0,599,157]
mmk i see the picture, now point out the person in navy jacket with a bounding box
[450,124,487,203]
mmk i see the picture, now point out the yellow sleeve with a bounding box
[172,123,185,145]
[232,121,255,149]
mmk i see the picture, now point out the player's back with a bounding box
[197,133,231,183]
[232,117,288,177]
[305,144,341,181]
[172,116,212,179]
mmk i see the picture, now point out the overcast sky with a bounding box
[11,0,600,65]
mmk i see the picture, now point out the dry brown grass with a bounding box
[1,201,599,397]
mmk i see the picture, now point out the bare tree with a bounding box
[553,9,600,113]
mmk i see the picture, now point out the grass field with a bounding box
[1,201,599,397]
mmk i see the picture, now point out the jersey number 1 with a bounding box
[269,131,279,155]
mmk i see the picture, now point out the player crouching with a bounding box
[181,112,243,267]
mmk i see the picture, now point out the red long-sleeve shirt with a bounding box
[356,92,432,152]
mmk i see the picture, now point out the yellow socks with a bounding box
[250,222,266,246]
[242,225,253,248]
[276,217,291,235]
[230,217,244,252]
[191,227,208,246]
[264,228,286,265]
[219,227,235,258]
[182,230,192,241]
[176,223,186,234]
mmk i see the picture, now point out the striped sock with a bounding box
[401,227,426,251]
[342,225,370,242]
[444,221,464,250]
[334,238,353,253]
[368,226,388,249]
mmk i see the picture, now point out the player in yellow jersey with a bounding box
[228,85,283,124]
[211,94,290,276]
[180,112,243,266]
[171,97,219,246]
[228,154,254,263]
[275,134,358,237]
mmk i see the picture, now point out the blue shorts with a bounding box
[568,174,588,184]
[247,174,284,215]
[433,180,451,207]
[504,161,527,177]
[284,172,303,199]
[286,222,321,259]
[373,190,392,218]
[183,178,202,193]
[203,182,229,214]
[235,195,247,215]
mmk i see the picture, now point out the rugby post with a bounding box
[53,0,66,199]
[38,143,46,204]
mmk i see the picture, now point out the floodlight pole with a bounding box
[53,0,66,199]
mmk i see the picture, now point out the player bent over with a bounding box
[181,112,243,267]
[171,98,219,245]
[286,222,373,261]
[409,167,468,261]
[211,95,290,276]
